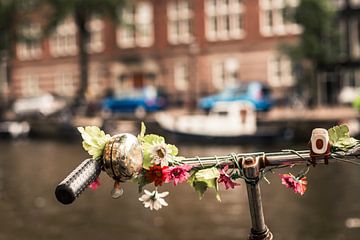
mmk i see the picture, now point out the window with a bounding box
[174,61,189,91]
[17,23,42,60]
[268,55,294,87]
[88,17,105,53]
[259,0,301,36]
[205,0,245,41]
[351,0,360,7]
[339,20,347,58]
[49,18,78,57]
[117,1,154,48]
[88,71,104,97]
[21,75,41,97]
[54,72,76,96]
[168,0,193,44]
[331,0,345,9]
[350,16,360,58]
[212,58,239,89]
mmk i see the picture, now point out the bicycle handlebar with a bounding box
[55,159,102,205]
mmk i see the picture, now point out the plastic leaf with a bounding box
[193,181,208,199]
[188,168,221,200]
[142,149,153,170]
[142,134,165,145]
[78,126,111,160]
[195,167,220,181]
[167,144,178,156]
[138,122,146,140]
[328,125,358,151]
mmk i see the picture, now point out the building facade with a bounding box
[11,0,301,104]
[331,0,360,104]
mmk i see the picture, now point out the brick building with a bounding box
[7,0,304,104]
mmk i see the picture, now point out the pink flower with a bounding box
[218,165,240,190]
[279,173,307,195]
[163,164,192,186]
[89,177,100,190]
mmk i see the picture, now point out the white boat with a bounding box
[155,101,257,138]
[0,121,30,138]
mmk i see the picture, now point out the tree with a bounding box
[44,0,126,109]
[283,0,340,105]
[0,0,40,108]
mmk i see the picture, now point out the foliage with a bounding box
[78,126,111,160]
[352,95,360,111]
[43,0,126,105]
[328,125,358,151]
[282,0,340,99]
[188,167,221,201]
[293,0,340,66]
[0,0,42,98]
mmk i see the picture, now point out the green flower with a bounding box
[78,126,111,160]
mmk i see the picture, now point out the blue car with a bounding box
[102,86,167,117]
[199,82,273,111]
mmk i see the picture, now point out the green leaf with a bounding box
[142,134,165,145]
[78,126,111,160]
[135,171,151,193]
[328,125,358,151]
[195,167,220,181]
[193,181,208,199]
[142,150,153,170]
[215,181,221,202]
[138,122,146,140]
[328,125,349,143]
[188,168,221,200]
[167,144,178,156]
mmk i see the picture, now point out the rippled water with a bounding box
[0,138,359,240]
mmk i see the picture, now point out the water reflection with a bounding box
[0,139,359,239]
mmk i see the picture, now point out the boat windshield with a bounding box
[219,85,248,97]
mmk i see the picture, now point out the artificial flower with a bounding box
[150,141,173,167]
[218,165,240,189]
[163,164,192,186]
[139,189,169,210]
[279,173,307,195]
[89,177,100,190]
[145,165,168,186]
[141,133,178,169]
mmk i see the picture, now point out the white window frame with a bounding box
[21,74,41,97]
[332,0,345,9]
[167,0,193,44]
[49,18,78,57]
[88,17,105,53]
[212,57,239,90]
[259,0,302,37]
[17,23,42,61]
[88,71,103,96]
[117,1,154,48]
[54,72,76,96]
[350,17,360,58]
[174,60,189,91]
[351,0,360,7]
[205,0,245,42]
[267,54,295,87]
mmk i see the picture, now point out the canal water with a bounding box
[0,137,359,240]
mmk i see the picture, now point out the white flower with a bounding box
[139,189,169,210]
[150,141,172,167]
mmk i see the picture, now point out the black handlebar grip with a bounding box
[55,159,102,205]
